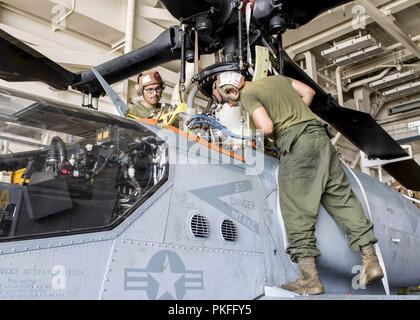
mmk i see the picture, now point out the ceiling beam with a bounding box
[0,4,114,51]
[356,0,420,60]
[1,0,166,47]
[285,0,420,56]
[138,5,178,23]
[47,0,168,44]
[342,44,417,79]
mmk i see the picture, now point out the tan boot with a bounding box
[360,244,384,286]
[281,257,325,295]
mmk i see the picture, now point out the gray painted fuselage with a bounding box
[0,121,419,300]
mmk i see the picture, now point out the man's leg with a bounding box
[321,141,383,285]
[278,129,329,294]
[320,142,377,251]
[279,135,326,263]
[279,174,322,263]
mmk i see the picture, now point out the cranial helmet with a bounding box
[212,71,245,104]
[136,71,165,93]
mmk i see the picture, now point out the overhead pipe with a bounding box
[125,0,136,54]
[343,67,393,92]
[122,0,136,103]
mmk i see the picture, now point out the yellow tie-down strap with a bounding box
[156,102,187,128]
[127,103,187,128]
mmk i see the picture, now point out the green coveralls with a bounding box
[241,76,377,263]
[128,102,162,118]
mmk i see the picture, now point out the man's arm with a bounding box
[252,106,274,138]
[291,79,316,107]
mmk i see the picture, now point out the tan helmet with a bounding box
[212,71,245,104]
[137,71,165,93]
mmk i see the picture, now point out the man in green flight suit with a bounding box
[212,71,384,295]
[128,71,166,119]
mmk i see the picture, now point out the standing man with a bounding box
[128,71,166,119]
[213,72,384,295]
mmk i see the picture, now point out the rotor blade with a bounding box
[282,52,420,191]
[160,0,353,26]
[73,27,182,95]
[284,0,353,26]
[91,68,128,117]
[0,29,79,90]
[382,160,420,191]
[160,0,212,20]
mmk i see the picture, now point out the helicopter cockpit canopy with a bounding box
[0,90,168,241]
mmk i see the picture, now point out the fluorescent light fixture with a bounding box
[321,34,377,60]
[370,70,417,90]
[382,80,420,98]
[333,43,383,66]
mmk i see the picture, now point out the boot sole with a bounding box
[366,272,384,285]
[302,288,325,295]
[360,271,384,286]
[287,287,325,295]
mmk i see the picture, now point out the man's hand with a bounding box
[291,79,316,107]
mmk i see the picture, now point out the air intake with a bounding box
[190,214,210,238]
[221,219,237,242]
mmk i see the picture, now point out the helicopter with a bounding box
[0,0,419,299]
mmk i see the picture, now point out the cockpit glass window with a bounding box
[0,94,168,240]
[0,92,36,116]
[0,121,83,153]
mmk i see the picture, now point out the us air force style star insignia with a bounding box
[124,250,203,300]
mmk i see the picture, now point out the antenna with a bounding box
[91,68,128,117]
